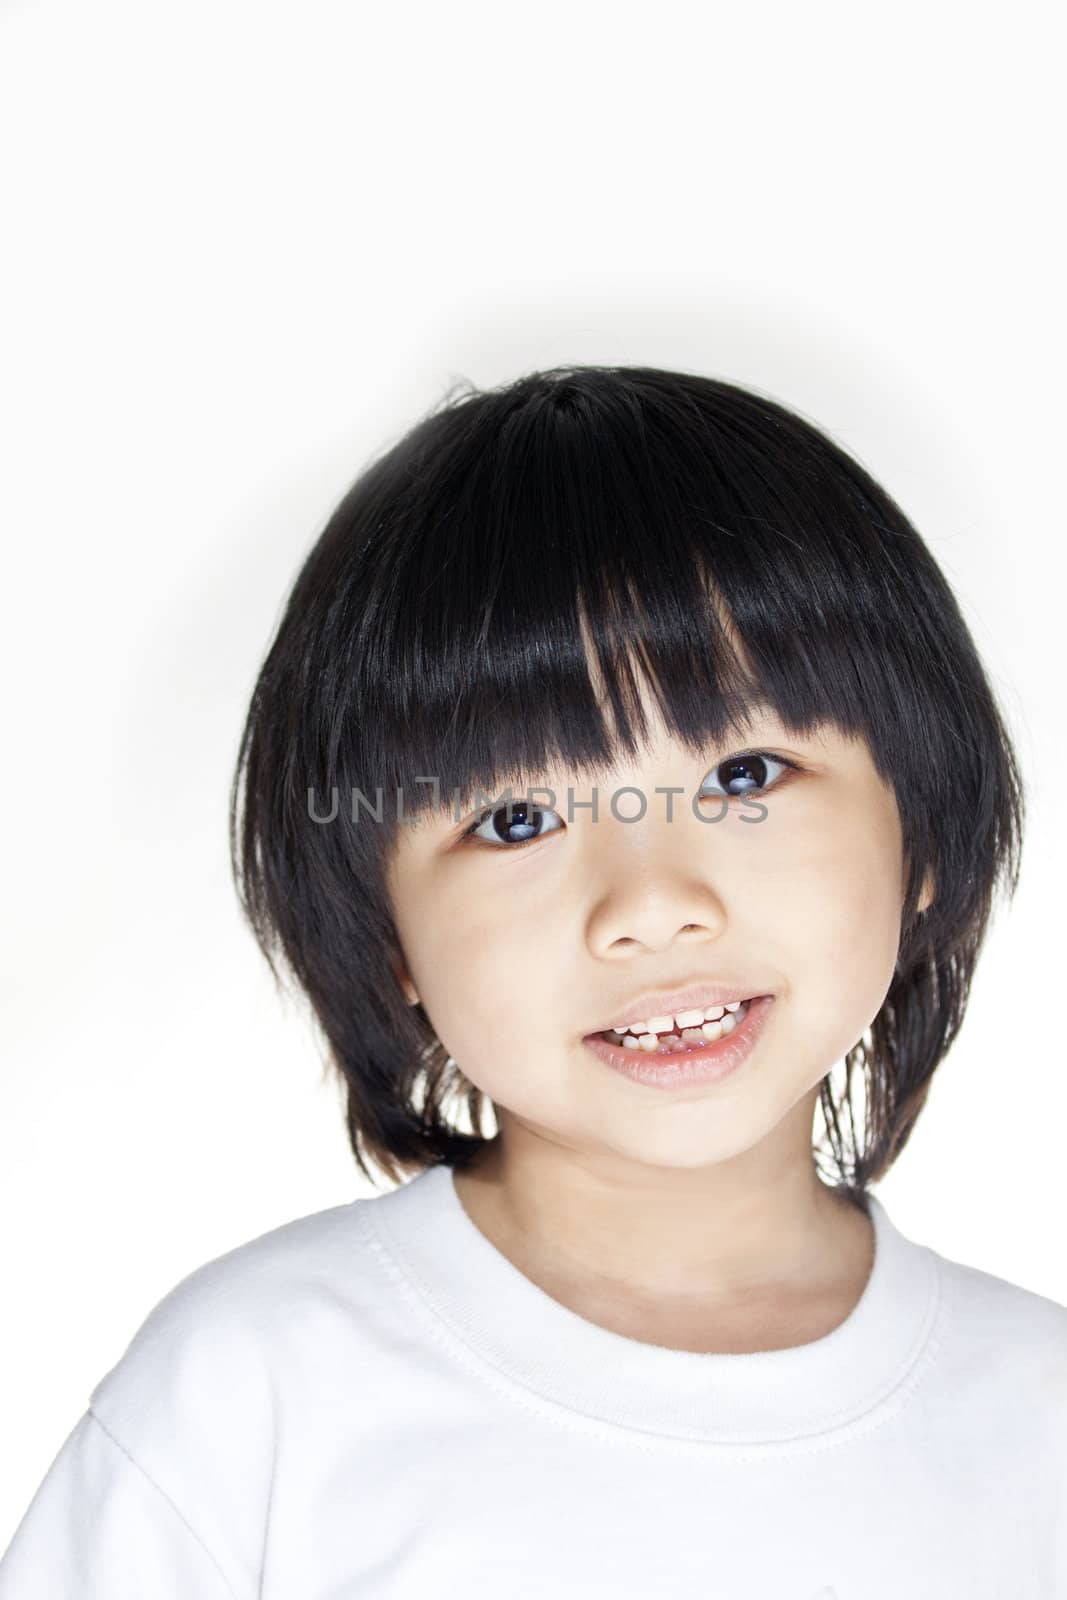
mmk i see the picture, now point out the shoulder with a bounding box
[935,1246,1067,1342]
[88,1194,387,1473]
[11,1198,387,1598]
[79,1195,393,1589]
[929,1241,1067,1405]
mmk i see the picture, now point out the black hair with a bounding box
[229,364,1024,1194]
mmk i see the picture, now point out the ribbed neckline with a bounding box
[363,1162,943,1445]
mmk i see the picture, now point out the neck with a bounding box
[453,1099,872,1319]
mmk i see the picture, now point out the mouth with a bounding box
[582,994,775,1088]
[583,993,770,1055]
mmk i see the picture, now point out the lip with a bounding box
[582,994,775,1090]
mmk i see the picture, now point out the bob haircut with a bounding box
[230,365,1024,1195]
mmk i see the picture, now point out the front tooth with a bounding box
[638,1033,661,1052]
[675,1008,706,1029]
[701,1019,724,1041]
[613,1000,748,1038]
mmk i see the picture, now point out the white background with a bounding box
[1,0,1063,1548]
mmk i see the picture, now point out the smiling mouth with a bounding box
[582,994,776,1087]
[592,996,757,1054]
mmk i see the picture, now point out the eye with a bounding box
[461,751,803,849]
[463,797,564,848]
[699,750,802,799]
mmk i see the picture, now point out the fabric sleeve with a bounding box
[0,1410,242,1600]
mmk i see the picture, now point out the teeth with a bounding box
[605,1000,749,1051]
[612,1001,745,1036]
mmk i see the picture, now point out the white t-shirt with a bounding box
[2,1163,1065,1598]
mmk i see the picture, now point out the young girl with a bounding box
[2,365,1063,1598]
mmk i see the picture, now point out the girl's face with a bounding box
[384,684,932,1175]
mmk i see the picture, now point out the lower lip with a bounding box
[582,995,775,1090]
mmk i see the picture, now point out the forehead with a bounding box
[576,606,813,757]
[421,701,843,825]
[574,593,749,739]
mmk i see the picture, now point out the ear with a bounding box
[916,867,936,915]
[391,952,420,1007]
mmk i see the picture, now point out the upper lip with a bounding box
[585,980,773,1036]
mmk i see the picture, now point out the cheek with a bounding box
[392,872,568,1080]
[771,811,904,1041]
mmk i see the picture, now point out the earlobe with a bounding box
[917,868,935,915]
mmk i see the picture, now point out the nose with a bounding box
[583,825,729,958]
[586,882,726,956]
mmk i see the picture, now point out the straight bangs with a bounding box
[232,365,1024,1186]
[301,367,1007,908]
[341,379,853,834]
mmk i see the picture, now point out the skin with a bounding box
[384,663,934,1355]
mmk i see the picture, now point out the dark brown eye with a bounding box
[699,751,800,799]
[464,799,563,848]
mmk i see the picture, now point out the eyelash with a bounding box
[460,749,806,847]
